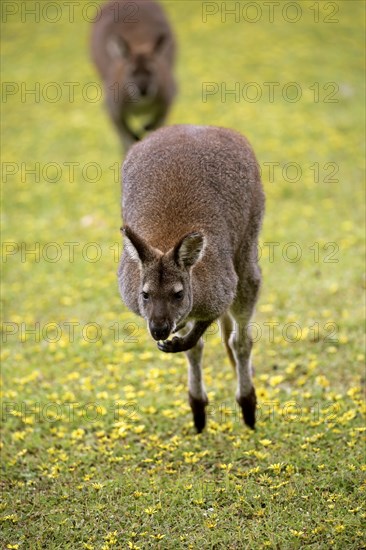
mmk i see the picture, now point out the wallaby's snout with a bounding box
[149,319,171,342]
[131,56,155,99]
[145,291,174,342]
[130,67,157,102]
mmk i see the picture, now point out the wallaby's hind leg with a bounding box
[144,104,169,132]
[121,132,139,153]
[230,264,261,429]
[110,111,139,152]
[220,313,236,370]
[118,121,140,153]
[182,324,208,433]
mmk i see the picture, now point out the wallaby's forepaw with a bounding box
[157,336,183,353]
[157,336,198,353]
[189,392,208,433]
[172,321,187,333]
[237,387,257,430]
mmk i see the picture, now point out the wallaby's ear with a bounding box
[122,226,160,264]
[107,35,130,59]
[173,232,206,269]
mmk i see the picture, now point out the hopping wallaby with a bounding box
[118,125,265,433]
[91,0,176,152]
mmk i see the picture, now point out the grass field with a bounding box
[1,0,365,548]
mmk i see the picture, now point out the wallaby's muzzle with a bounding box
[149,320,171,341]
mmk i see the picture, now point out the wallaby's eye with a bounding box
[173,290,184,301]
[142,291,149,301]
[155,33,166,52]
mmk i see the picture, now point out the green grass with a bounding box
[1,0,365,548]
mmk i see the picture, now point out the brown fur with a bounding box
[90,0,176,151]
[118,125,265,432]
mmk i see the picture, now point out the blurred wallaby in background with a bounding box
[91,0,176,151]
[119,125,265,433]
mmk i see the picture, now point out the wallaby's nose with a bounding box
[150,321,170,341]
[139,83,148,96]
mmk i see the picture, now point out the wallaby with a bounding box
[91,0,176,152]
[118,125,265,433]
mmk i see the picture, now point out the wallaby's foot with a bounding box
[158,336,191,353]
[144,121,155,132]
[188,392,208,433]
[237,387,257,429]
[130,131,140,141]
[122,132,140,153]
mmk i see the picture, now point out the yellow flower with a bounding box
[290,530,304,538]
[285,464,295,475]
[259,304,274,312]
[315,375,330,388]
[258,474,272,484]
[285,362,297,374]
[144,507,158,515]
[1,514,18,523]
[71,428,85,440]
[268,463,283,475]
[338,410,357,424]
[253,451,268,460]
[247,466,260,475]
[269,375,284,387]
[133,425,145,434]
[139,351,153,360]
[184,452,199,464]
[205,521,217,529]
[296,376,307,387]
[12,431,26,442]
[219,463,232,470]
